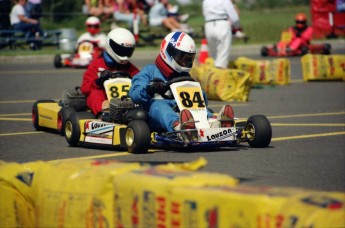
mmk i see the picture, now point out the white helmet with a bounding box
[86,16,101,35]
[160,31,196,73]
[86,16,100,25]
[105,28,136,64]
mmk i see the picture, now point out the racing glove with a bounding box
[95,70,112,87]
[146,79,166,97]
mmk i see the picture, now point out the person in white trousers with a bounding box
[202,0,240,68]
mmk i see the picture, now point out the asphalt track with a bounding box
[0,42,344,192]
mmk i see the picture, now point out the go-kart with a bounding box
[31,72,133,137]
[54,40,104,68]
[63,76,271,154]
[62,73,152,154]
[261,30,331,57]
[148,76,272,149]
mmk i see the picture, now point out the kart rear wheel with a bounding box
[54,54,63,68]
[125,120,151,154]
[245,115,272,148]
[57,107,75,136]
[32,99,56,131]
[300,46,309,55]
[261,46,268,56]
[64,112,94,147]
[322,43,331,55]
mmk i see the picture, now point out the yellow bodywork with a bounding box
[37,102,61,130]
[78,119,127,146]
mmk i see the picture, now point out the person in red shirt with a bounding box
[81,27,140,117]
[286,13,313,52]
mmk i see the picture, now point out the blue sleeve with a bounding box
[129,65,154,107]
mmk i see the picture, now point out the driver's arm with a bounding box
[80,62,101,96]
[129,65,155,106]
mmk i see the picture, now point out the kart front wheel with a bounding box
[322,43,331,55]
[300,46,309,56]
[65,111,95,147]
[32,99,56,131]
[57,107,75,136]
[125,120,151,154]
[54,54,63,68]
[261,46,268,56]
[244,115,272,148]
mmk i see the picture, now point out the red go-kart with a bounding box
[54,40,104,68]
[261,30,331,57]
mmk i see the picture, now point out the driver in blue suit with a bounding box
[129,31,213,132]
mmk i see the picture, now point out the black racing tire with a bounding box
[322,43,331,55]
[64,111,94,147]
[261,46,268,57]
[300,46,309,56]
[125,120,151,154]
[245,115,272,148]
[32,99,56,131]
[57,107,75,136]
[54,54,63,68]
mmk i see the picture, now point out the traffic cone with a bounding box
[198,38,209,64]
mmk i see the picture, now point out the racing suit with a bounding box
[288,26,313,51]
[81,55,139,116]
[129,56,212,132]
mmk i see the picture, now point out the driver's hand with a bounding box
[146,79,166,97]
[95,70,112,87]
[102,100,110,110]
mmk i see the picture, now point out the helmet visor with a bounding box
[296,20,307,27]
[109,39,135,58]
[167,45,195,68]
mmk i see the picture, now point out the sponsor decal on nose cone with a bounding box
[206,129,233,141]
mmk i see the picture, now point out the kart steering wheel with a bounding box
[161,76,196,99]
[78,40,99,47]
[110,71,131,79]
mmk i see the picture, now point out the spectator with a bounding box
[10,0,43,50]
[148,0,192,33]
[25,0,42,20]
[77,16,107,50]
[103,0,116,20]
[202,0,239,68]
[81,28,139,117]
[0,0,11,29]
[164,1,189,23]
[83,0,104,17]
[112,0,148,28]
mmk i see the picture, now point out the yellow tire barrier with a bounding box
[1,158,344,228]
[233,56,291,85]
[190,58,252,102]
[301,54,345,81]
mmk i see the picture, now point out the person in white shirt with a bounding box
[149,0,192,33]
[10,0,43,49]
[77,16,107,50]
[202,0,239,68]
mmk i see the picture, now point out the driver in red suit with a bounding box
[81,28,139,117]
[286,13,313,53]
